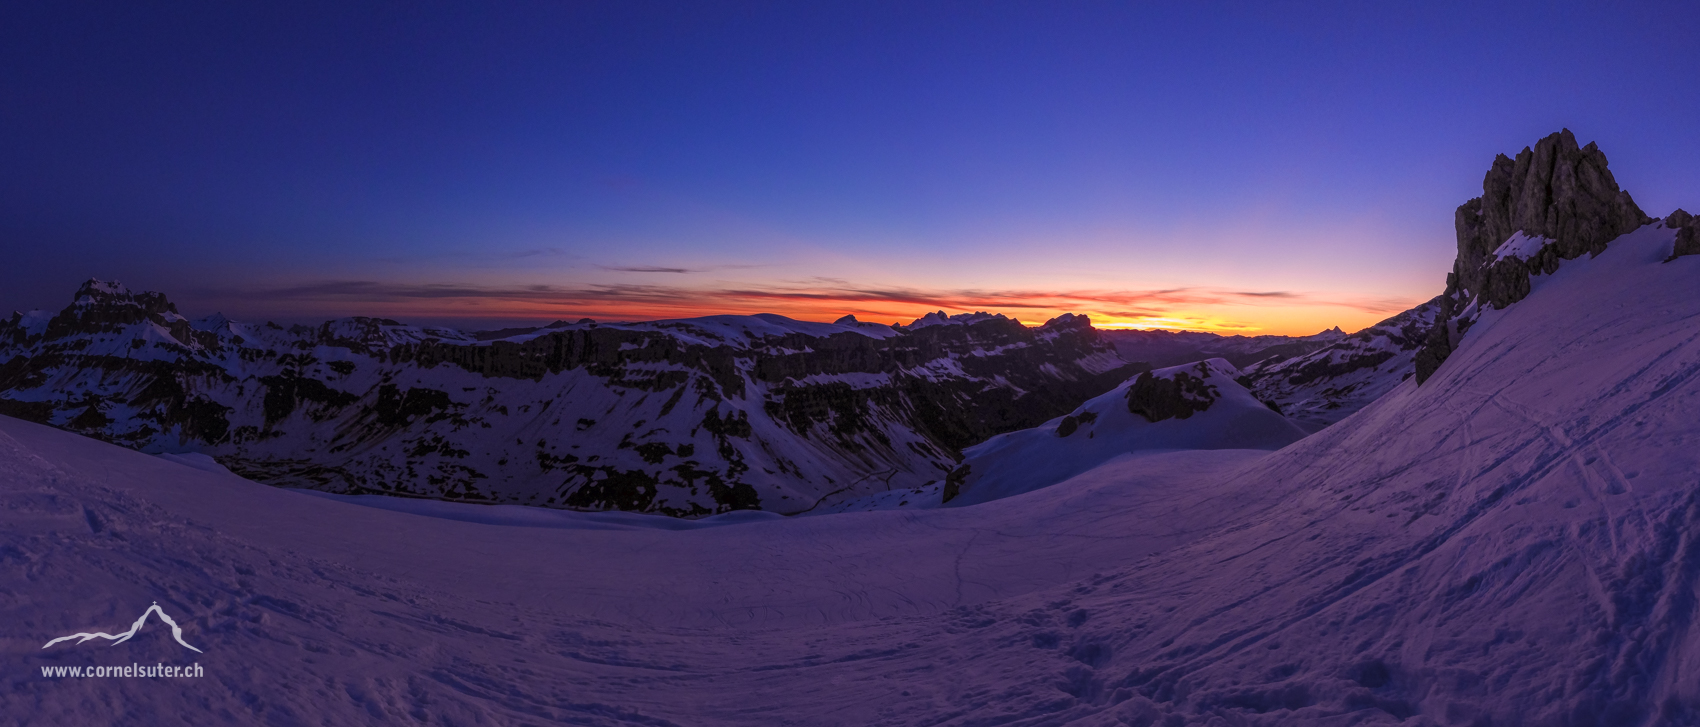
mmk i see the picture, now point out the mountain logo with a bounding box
[42,601,203,653]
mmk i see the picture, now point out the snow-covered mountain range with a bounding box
[0,289,1139,515]
[6,131,1700,724]
[0,279,1449,515]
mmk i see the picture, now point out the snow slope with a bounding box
[948,359,1307,506]
[0,412,1284,724]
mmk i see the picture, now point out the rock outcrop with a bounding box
[1125,363,1221,422]
[1416,130,1653,383]
[1665,208,1700,261]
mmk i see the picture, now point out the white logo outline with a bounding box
[42,601,203,653]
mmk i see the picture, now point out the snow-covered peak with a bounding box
[67,278,175,313]
[76,278,132,299]
[12,309,50,338]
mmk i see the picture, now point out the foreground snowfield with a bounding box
[4,223,1700,724]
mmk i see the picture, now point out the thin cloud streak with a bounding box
[197,279,1416,332]
[601,266,699,274]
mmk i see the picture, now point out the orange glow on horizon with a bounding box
[191,278,1418,338]
[258,300,1390,337]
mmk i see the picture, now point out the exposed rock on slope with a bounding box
[1124,364,1220,422]
[0,282,1137,515]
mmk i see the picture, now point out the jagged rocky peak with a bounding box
[1453,129,1650,309]
[70,278,179,315]
[1416,130,1654,384]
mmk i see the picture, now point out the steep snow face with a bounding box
[0,282,1137,516]
[8,224,1699,724]
[1239,298,1443,430]
[946,359,1307,506]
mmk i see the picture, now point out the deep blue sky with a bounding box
[4,1,1697,333]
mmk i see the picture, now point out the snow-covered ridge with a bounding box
[941,358,1307,507]
[1238,297,1442,430]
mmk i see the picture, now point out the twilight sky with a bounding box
[3,1,1697,335]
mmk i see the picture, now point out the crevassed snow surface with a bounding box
[6,224,1700,724]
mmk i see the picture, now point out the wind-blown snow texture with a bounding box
[6,210,1700,723]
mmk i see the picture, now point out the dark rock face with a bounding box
[1126,364,1221,423]
[1665,209,1700,261]
[1454,129,1648,304]
[1417,130,1652,383]
[940,463,971,504]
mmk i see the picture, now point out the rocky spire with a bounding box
[1415,130,1653,384]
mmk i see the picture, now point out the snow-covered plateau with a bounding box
[5,130,1700,724]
